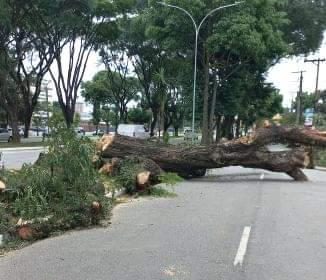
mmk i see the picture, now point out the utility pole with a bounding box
[292,71,306,125]
[304,58,326,110]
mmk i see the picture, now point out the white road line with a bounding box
[260,173,265,180]
[233,226,251,266]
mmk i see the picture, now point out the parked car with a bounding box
[0,128,12,142]
[184,129,199,141]
[74,127,86,138]
[117,124,150,139]
[29,127,46,137]
[183,127,191,134]
[92,129,105,136]
[7,128,24,137]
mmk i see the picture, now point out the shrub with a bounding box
[0,124,111,241]
[113,158,142,193]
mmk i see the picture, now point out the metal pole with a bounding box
[315,60,321,103]
[192,30,198,143]
[46,83,49,133]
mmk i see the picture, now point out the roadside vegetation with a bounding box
[0,124,111,251]
[0,121,182,253]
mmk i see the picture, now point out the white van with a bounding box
[117,124,149,139]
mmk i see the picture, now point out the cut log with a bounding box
[136,171,151,191]
[98,127,326,181]
[17,225,36,240]
[0,180,5,192]
[99,163,114,175]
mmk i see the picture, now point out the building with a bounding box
[32,80,54,128]
[75,102,84,115]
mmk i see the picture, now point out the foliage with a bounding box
[112,157,183,194]
[283,0,326,54]
[315,149,326,167]
[23,0,135,127]
[2,0,326,143]
[280,112,297,126]
[81,70,140,126]
[128,107,151,124]
[0,123,110,241]
[128,0,325,143]
[158,172,183,187]
[113,159,140,193]
[141,186,177,198]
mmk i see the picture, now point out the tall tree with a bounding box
[1,0,55,137]
[28,0,134,127]
[100,46,141,123]
[0,0,20,141]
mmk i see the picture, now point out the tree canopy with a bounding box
[0,0,325,142]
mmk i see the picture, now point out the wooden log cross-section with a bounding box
[96,126,326,181]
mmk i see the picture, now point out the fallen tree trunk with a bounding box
[97,126,326,181]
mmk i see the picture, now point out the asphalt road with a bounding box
[0,148,44,169]
[1,167,326,279]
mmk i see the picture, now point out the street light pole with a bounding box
[158,1,242,143]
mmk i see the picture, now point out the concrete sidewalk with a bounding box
[315,166,326,171]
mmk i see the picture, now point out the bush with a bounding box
[113,158,144,194]
[0,124,111,242]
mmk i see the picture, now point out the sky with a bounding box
[46,33,326,111]
[267,33,326,107]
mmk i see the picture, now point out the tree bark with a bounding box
[174,127,179,137]
[150,108,158,137]
[215,115,222,143]
[235,118,241,138]
[23,111,32,138]
[98,127,326,181]
[201,47,210,145]
[8,110,20,143]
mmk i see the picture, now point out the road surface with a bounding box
[1,167,326,279]
[0,148,44,169]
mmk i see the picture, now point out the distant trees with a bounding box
[0,0,134,135]
[1,0,326,142]
[28,0,134,128]
[128,107,151,124]
[81,70,140,130]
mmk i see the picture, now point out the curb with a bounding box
[0,146,46,152]
[315,166,326,171]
